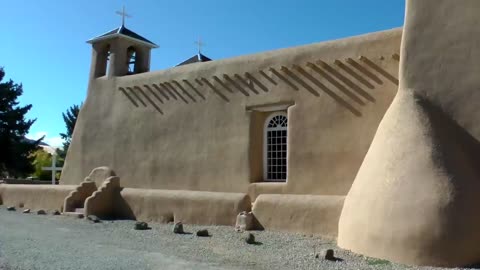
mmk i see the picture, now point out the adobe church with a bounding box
[2,0,480,267]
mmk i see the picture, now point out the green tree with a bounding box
[31,148,63,181]
[31,149,53,180]
[0,67,40,177]
[59,103,80,158]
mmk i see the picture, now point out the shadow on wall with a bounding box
[338,92,480,266]
[64,181,97,213]
[118,55,400,117]
[113,188,135,220]
[78,171,251,226]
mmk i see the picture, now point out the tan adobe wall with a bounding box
[84,176,120,218]
[64,166,115,213]
[115,188,251,225]
[0,184,76,211]
[248,182,288,201]
[61,28,401,196]
[339,0,480,267]
[64,180,97,212]
[253,194,345,239]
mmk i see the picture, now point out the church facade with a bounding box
[65,25,401,194]
[5,0,480,266]
[0,12,402,242]
[58,21,401,235]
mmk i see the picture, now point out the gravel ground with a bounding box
[0,206,477,270]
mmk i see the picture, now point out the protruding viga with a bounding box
[338,0,480,267]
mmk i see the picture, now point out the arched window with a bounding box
[127,46,137,74]
[264,113,288,181]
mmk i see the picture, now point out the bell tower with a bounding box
[86,7,158,80]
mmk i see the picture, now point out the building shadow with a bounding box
[359,56,399,85]
[144,85,164,104]
[183,79,206,100]
[152,84,170,101]
[164,82,189,104]
[159,83,178,100]
[223,74,250,96]
[282,66,319,96]
[201,78,230,102]
[134,86,163,114]
[119,87,139,107]
[113,188,135,220]
[245,72,269,92]
[272,65,361,116]
[172,80,196,102]
[213,75,235,93]
[306,63,364,105]
[259,70,277,85]
[269,68,299,91]
[235,74,259,95]
[346,58,383,85]
[316,61,375,102]
[195,78,204,86]
[126,87,147,107]
[335,60,375,89]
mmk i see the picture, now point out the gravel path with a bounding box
[0,206,477,270]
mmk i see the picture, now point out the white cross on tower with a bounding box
[116,5,132,26]
[195,37,205,54]
[42,153,63,185]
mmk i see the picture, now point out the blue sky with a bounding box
[1,0,405,147]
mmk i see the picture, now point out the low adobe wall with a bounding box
[0,179,59,185]
[0,183,343,239]
[248,182,287,201]
[85,176,120,218]
[0,184,77,211]
[64,181,97,212]
[252,194,345,239]
[115,188,251,225]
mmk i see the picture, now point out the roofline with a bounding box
[175,53,212,66]
[86,33,159,48]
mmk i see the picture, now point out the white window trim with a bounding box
[245,101,294,112]
[263,112,288,182]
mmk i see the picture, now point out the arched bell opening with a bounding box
[126,46,137,75]
[93,43,111,78]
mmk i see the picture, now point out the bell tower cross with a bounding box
[115,6,131,26]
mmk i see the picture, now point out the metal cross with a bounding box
[42,153,63,185]
[116,6,132,26]
[195,37,205,54]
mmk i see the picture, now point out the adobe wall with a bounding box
[253,195,344,239]
[338,0,480,266]
[0,184,76,211]
[84,176,120,218]
[115,188,251,225]
[61,28,401,196]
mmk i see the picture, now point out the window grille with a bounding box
[264,113,287,181]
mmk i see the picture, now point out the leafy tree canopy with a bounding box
[31,148,63,180]
[0,67,40,177]
[59,103,80,158]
